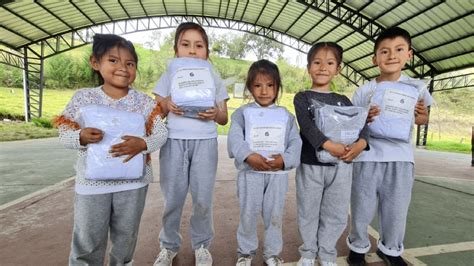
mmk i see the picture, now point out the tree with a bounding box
[226,35,248,59]
[243,34,284,60]
[210,34,227,57]
[144,30,162,50]
[211,33,247,59]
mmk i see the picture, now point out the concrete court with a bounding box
[0,136,473,266]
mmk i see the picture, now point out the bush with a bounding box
[31,117,53,128]
[0,64,23,88]
[45,54,95,89]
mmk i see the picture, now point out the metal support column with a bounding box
[416,76,434,146]
[22,45,44,121]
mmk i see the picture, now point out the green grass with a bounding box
[0,87,75,118]
[425,140,471,153]
[0,121,58,141]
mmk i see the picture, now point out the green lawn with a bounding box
[0,87,75,119]
[0,121,58,141]
[425,140,471,153]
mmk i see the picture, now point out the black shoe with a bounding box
[376,249,407,266]
[346,250,366,266]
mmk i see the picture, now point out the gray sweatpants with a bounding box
[296,163,352,263]
[236,171,288,260]
[159,138,218,251]
[69,186,148,266]
[347,161,414,257]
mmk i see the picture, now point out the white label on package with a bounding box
[172,67,214,101]
[383,89,416,119]
[340,129,360,141]
[249,125,285,152]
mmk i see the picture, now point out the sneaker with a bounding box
[320,261,337,266]
[265,256,283,266]
[297,257,315,266]
[376,249,407,266]
[195,245,213,266]
[346,250,366,266]
[236,255,252,266]
[153,248,177,266]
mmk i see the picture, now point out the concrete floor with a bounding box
[0,136,473,265]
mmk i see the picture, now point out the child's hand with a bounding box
[367,105,381,123]
[165,97,184,116]
[322,140,347,158]
[109,136,147,163]
[197,107,217,121]
[340,139,367,162]
[245,153,271,171]
[79,128,103,145]
[414,99,428,125]
[267,154,284,171]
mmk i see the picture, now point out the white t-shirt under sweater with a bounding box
[352,75,434,163]
[153,58,229,139]
[58,87,168,195]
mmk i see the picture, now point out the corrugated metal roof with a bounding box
[1,0,473,79]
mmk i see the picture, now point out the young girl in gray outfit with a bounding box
[152,22,229,266]
[293,42,369,266]
[56,34,167,265]
[228,59,302,266]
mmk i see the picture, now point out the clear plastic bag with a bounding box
[80,104,145,180]
[368,80,427,142]
[311,99,368,163]
[168,57,218,118]
[244,107,288,159]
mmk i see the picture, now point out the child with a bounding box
[55,34,167,265]
[293,42,369,266]
[152,22,229,266]
[228,59,302,266]
[346,27,433,266]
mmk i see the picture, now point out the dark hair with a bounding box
[245,59,282,103]
[374,27,411,53]
[91,34,138,85]
[173,22,209,58]
[307,42,343,68]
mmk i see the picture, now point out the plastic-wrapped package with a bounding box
[80,105,145,180]
[368,81,425,142]
[244,107,288,159]
[311,100,368,163]
[169,57,217,118]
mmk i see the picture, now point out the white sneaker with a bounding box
[265,256,283,266]
[153,248,177,266]
[297,257,315,266]
[195,245,212,266]
[320,261,337,266]
[236,256,252,266]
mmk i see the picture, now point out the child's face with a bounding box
[176,29,208,60]
[90,46,137,90]
[250,73,277,107]
[307,48,340,90]
[372,36,412,78]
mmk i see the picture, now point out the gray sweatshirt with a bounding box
[227,103,302,172]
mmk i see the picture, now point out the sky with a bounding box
[122,27,307,67]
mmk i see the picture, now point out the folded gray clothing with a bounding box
[314,105,368,163]
[179,105,213,118]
